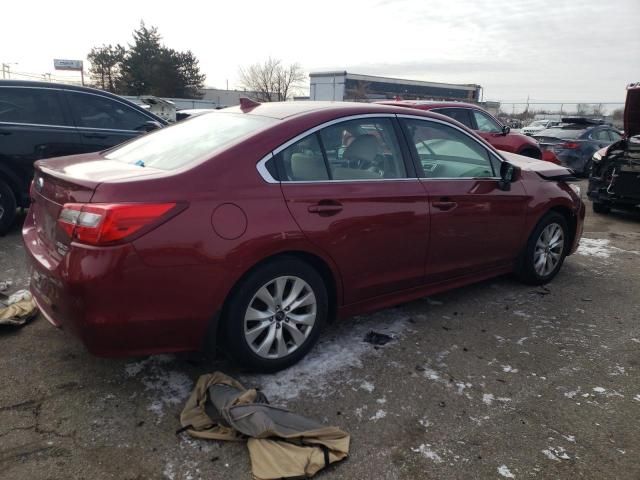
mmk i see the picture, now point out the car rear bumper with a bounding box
[22,212,222,357]
[556,152,589,174]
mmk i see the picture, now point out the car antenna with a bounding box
[239,97,261,112]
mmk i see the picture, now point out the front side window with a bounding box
[276,117,407,181]
[402,118,495,178]
[106,112,276,170]
[472,110,502,133]
[66,92,151,131]
[591,129,610,141]
[0,87,67,126]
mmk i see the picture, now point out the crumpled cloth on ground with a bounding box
[180,372,350,480]
[0,289,38,326]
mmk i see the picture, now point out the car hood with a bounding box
[500,151,573,178]
[625,83,640,138]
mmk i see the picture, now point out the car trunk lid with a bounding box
[32,153,163,256]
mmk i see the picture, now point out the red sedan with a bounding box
[23,100,584,371]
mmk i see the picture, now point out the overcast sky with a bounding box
[2,0,638,104]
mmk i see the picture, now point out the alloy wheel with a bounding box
[243,276,317,359]
[533,222,565,277]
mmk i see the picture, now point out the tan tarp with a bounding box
[180,372,350,479]
[0,293,38,326]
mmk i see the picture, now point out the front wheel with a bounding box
[592,201,610,214]
[515,212,568,285]
[223,257,327,372]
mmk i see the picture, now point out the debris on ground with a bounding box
[363,331,394,346]
[0,289,38,326]
[0,280,13,291]
[180,372,350,480]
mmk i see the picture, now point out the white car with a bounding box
[522,119,561,136]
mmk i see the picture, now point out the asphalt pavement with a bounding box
[1,181,639,480]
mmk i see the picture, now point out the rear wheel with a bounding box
[0,181,17,236]
[516,212,568,285]
[592,201,610,214]
[223,257,327,372]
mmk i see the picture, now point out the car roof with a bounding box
[378,100,481,110]
[223,100,452,120]
[0,80,168,124]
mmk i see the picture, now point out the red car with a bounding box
[379,100,543,159]
[23,100,584,371]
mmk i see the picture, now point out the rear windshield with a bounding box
[105,112,276,170]
[537,127,583,139]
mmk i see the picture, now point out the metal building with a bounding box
[309,71,481,103]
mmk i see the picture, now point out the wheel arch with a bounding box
[547,205,577,253]
[206,249,342,355]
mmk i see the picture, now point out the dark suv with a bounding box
[0,80,167,233]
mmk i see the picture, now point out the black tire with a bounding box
[519,147,541,159]
[515,211,569,285]
[592,202,610,214]
[222,256,328,372]
[0,181,17,236]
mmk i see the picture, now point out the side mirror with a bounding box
[501,125,511,136]
[498,162,515,191]
[139,120,163,132]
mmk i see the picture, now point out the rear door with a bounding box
[63,90,153,152]
[278,115,429,304]
[0,85,83,203]
[399,116,529,282]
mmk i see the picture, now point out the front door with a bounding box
[278,116,429,304]
[63,91,151,152]
[400,117,529,282]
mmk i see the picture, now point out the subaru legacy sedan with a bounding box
[23,100,585,371]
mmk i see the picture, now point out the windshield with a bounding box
[105,112,276,170]
[530,120,548,126]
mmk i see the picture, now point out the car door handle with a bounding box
[82,133,109,139]
[308,202,343,215]
[432,199,457,211]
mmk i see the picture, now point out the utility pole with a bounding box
[2,63,9,79]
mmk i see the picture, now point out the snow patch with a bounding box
[592,387,606,393]
[542,446,570,461]
[502,365,519,373]
[563,435,576,443]
[412,444,443,463]
[577,238,614,258]
[242,311,411,401]
[376,397,387,405]
[497,465,515,478]
[634,395,640,402]
[369,409,387,421]
[422,367,441,381]
[513,310,531,318]
[360,381,375,393]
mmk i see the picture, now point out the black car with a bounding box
[587,83,640,214]
[0,81,167,233]
[533,118,623,176]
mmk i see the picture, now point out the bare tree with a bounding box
[239,58,305,102]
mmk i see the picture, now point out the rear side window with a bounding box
[609,130,622,141]
[106,112,276,170]
[276,118,407,181]
[590,129,610,141]
[66,92,151,131]
[0,87,67,126]
[432,108,473,129]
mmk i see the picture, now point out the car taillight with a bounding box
[560,141,580,149]
[58,203,177,245]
